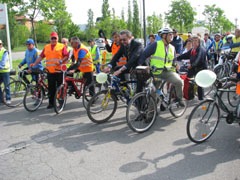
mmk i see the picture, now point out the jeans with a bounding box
[0,72,11,102]
[94,62,101,74]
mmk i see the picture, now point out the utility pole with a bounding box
[143,0,146,47]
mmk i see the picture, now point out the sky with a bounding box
[66,0,239,26]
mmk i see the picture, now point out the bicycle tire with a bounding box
[187,99,220,143]
[87,90,118,124]
[169,86,187,118]
[23,85,44,112]
[54,84,67,114]
[126,92,157,133]
[2,80,26,107]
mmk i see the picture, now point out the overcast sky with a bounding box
[66,0,239,26]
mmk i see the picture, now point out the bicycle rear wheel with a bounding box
[187,99,220,143]
[23,85,44,112]
[169,87,187,118]
[126,92,157,133]
[87,90,117,124]
[2,80,26,107]
[54,84,67,114]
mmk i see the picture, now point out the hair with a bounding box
[149,34,155,39]
[192,35,201,44]
[112,31,120,37]
[120,30,132,37]
[61,38,68,43]
[70,37,80,43]
[204,33,209,36]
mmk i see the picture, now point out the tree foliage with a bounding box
[165,0,196,32]
[147,13,163,35]
[132,0,141,37]
[35,21,54,43]
[127,0,133,32]
[102,0,111,20]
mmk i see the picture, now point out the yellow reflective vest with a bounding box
[90,45,102,64]
[232,36,240,53]
[0,47,10,73]
[150,40,175,74]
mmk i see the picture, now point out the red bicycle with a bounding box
[53,64,97,114]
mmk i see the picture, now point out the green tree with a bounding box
[132,0,141,37]
[121,8,125,21]
[68,23,82,39]
[127,0,133,31]
[147,13,163,35]
[165,0,196,32]
[102,0,111,20]
[86,9,97,40]
[35,21,54,43]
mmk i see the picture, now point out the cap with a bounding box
[26,38,34,44]
[215,33,221,36]
[0,40,2,44]
[88,39,94,42]
[50,32,58,37]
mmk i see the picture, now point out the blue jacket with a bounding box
[207,40,223,51]
[20,47,43,70]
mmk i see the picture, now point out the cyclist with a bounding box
[69,37,94,96]
[207,33,223,65]
[138,27,184,106]
[61,38,73,68]
[104,30,144,82]
[230,28,240,58]
[105,31,127,67]
[88,39,101,74]
[18,38,43,85]
[31,32,69,109]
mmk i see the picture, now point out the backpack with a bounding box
[181,75,195,100]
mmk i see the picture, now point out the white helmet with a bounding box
[226,34,234,40]
[159,27,173,35]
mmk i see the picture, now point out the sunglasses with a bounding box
[26,44,31,46]
[51,37,57,40]
[120,38,128,42]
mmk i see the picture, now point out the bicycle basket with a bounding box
[135,66,151,81]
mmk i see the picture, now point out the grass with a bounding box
[11,43,46,52]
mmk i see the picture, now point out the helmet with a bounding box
[159,27,173,35]
[226,34,234,40]
[215,32,221,37]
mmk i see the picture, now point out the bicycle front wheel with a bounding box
[126,92,157,133]
[54,84,67,114]
[87,90,117,124]
[187,99,220,143]
[169,87,187,118]
[3,81,26,107]
[23,85,44,112]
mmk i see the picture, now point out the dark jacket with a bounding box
[177,45,207,69]
[171,36,183,54]
[110,39,144,69]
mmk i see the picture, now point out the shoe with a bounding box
[6,100,11,105]
[47,104,54,109]
[174,98,185,107]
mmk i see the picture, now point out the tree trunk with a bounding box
[31,18,38,48]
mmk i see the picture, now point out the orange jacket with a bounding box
[73,44,93,72]
[44,43,65,73]
[112,42,127,66]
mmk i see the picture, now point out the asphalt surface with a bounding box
[0,94,240,180]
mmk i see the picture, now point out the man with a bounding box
[61,38,73,68]
[171,29,183,56]
[138,27,184,106]
[183,32,193,47]
[177,35,207,100]
[105,31,127,66]
[104,30,144,81]
[207,33,223,65]
[203,33,212,50]
[0,40,11,104]
[18,38,43,84]
[230,28,240,57]
[88,39,101,73]
[31,32,69,109]
[69,37,94,96]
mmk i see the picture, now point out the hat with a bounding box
[0,40,2,44]
[50,32,58,37]
[88,39,94,42]
[215,33,221,36]
[26,38,34,44]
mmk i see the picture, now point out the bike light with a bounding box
[61,64,67,72]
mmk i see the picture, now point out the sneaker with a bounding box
[47,104,54,109]
[6,100,11,105]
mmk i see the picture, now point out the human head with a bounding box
[50,32,58,45]
[172,29,178,37]
[185,39,193,50]
[119,30,133,47]
[192,35,200,49]
[215,33,221,41]
[88,39,95,46]
[112,32,120,43]
[235,28,240,38]
[188,32,192,39]
[0,40,2,50]
[26,38,35,50]
[61,38,69,47]
[70,37,80,49]
[149,34,155,43]
[159,27,174,44]
[204,33,209,40]
[226,34,234,43]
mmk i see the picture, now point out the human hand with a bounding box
[27,69,32,73]
[187,65,192,69]
[18,64,22,68]
[30,63,35,67]
[113,70,121,77]
[104,67,111,73]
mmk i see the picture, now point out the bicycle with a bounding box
[53,64,102,114]
[126,66,187,133]
[2,67,33,107]
[86,73,137,124]
[186,77,240,144]
[23,69,48,112]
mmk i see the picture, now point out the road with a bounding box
[11,51,25,60]
[0,95,239,180]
